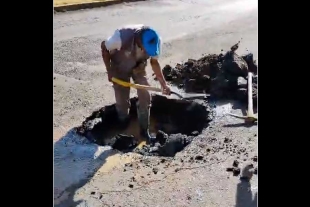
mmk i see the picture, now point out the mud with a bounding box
[76,94,214,156]
[134,132,195,157]
[161,42,258,105]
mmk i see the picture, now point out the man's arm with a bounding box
[150,58,171,95]
[101,41,112,81]
[150,58,167,87]
[101,30,122,82]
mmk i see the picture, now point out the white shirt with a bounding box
[105,25,161,60]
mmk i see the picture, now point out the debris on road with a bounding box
[160,42,257,105]
[152,167,159,174]
[252,156,258,162]
[233,160,239,167]
[195,155,204,160]
[226,167,241,176]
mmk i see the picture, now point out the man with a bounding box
[101,24,171,142]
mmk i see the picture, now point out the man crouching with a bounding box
[101,24,171,142]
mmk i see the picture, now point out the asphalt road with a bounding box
[53,0,257,138]
[53,0,258,206]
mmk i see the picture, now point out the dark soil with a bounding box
[134,132,195,157]
[75,43,258,157]
[160,42,257,105]
[226,167,241,176]
[76,94,214,156]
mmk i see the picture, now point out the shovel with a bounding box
[228,72,257,123]
[111,77,209,100]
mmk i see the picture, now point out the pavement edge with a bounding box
[54,0,146,12]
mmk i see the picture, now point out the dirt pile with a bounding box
[160,42,257,105]
[76,94,214,156]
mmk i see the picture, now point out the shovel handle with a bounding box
[247,72,254,116]
[112,77,162,92]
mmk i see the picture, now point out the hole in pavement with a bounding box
[76,94,214,157]
[75,43,258,157]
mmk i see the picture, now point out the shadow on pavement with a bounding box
[54,129,118,207]
[235,180,257,207]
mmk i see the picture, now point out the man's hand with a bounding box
[150,58,171,95]
[161,83,171,95]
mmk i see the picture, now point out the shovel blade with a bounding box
[170,91,210,100]
[182,93,210,99]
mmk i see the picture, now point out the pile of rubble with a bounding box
[160,42,257,105]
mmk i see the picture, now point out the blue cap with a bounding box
[141,28,160,57]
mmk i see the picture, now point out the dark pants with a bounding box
[112,62,151,121]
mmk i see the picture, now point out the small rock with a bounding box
[224,137,231,143]
[226,167,234,172]
[149,146,159,152]
[252,156,258,162]
[191,131,199,136]
[152,168,159,174]
[175,168,180,172]
[233,168,241,176]
[254,167,258,175]
[90,191,95,195]
[156,130,168,145]
[160,158,166,163]
[237,77,247,86]
[187,195,192,200]
[195,155,204,160]
[128,184,134,188]
[125,163,132,167]
[233,160,239,167]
